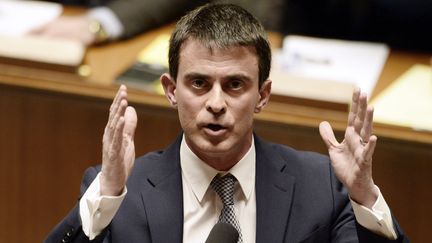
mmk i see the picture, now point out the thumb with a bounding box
[124,106,137,140]
[319,121,338,149]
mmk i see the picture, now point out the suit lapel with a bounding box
[255,136,296,243]
[140,135,184,243]
[136,134,297,243]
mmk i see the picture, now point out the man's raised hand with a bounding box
[319,88,378,208]
[100,85,137,196]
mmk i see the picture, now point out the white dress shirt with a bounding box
[180,136,256,243]
[80,136,397,241]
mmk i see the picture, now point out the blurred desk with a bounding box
[0,24,431,242]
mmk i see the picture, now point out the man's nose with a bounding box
[205,85,226,115]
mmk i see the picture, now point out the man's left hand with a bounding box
[319,88,379,209]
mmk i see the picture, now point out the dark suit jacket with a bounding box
[45,134,409,243]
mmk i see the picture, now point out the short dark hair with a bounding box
[168,3,271,87]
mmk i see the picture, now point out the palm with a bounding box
[121,108,137,179]
[325,127,373,188]
[101,86,137,196]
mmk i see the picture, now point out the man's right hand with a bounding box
[100,85,137,196]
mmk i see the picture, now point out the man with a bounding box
[45,3,408,243]
[30,0,284,45]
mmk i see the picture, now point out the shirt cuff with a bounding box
[79,172,127,240]
[350,186,398,239]
[87,7,124,40]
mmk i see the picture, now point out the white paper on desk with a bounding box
[0,0,62,36]
[278,35,389,96]
[0,1,85,67]
[370,64,432,131]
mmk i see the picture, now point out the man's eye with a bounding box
[191,79,206,88]
[228,80,243,90]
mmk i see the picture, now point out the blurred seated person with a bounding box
[282,0,432,51]
[34,0,431,51]
[31,0,285,45]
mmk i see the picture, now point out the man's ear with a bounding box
[161,73,177,107]
[255,79,272,113]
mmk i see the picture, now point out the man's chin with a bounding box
[198,140,231,154]
[187,136,232,155]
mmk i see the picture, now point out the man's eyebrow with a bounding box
[183,72,210,80]
[223,74,252,82]
[183,72,253,82]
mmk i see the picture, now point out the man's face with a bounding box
[162,39,271,169]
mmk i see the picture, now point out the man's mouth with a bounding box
[206,124,225,131]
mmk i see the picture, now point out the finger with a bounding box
[109,99,128,140]
[106,99,127,145]
[110,85,127,114]
[361,106,374,142]
[347,88,361,127]
[107,85,127,129]
[124,106,138,140]
[319,121,339,149]
[363,135,377,166]
[124,143,136,171]
[353,92,367,134]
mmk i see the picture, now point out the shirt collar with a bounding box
[180,135,256,203]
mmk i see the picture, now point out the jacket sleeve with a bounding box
[355,220,410,243]
[44,166,109,243]
[328,163,410,243]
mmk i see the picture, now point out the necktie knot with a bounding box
[210,174,237,206]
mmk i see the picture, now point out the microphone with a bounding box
[205,222,239,243]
